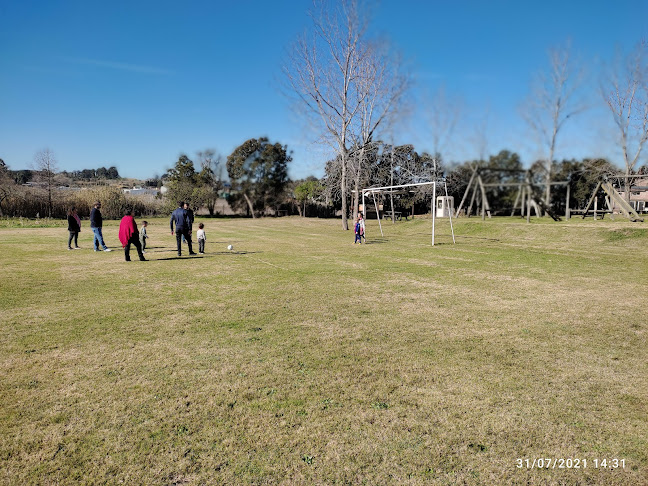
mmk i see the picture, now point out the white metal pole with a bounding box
[362,191,366,238]
[372,191,384,237]
[444,180,456,244]
[432,181,437,246]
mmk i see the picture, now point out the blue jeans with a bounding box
[92,227,108,250]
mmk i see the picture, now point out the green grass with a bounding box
[1,215,647,485]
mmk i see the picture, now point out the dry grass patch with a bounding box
[1,216,646,484]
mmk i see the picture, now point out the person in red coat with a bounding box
[118,208,146,262]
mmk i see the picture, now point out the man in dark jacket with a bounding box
[182,202,195,244]
[170,201,196,257]
[90,201,112,252]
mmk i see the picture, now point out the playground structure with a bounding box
[361,180,456,246]
[456,166,645,223]
[573,175,645,222]
[455,167,567,222]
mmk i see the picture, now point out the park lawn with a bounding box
[0,215,646,485]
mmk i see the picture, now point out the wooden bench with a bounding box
[382,211,401,220]
[570,209,611,219]
[382,211,408,221]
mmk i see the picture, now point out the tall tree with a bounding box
[350,41,410,218]
[285,0,377,230]
[196,149,224,216]
[522,40,586,211]
[106,166,120,179]
[226,137,292,218]
[294,178,324,217]
[602,40,648,199]
[32,148,59,217]
[165,154,198,208]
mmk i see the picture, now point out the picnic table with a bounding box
[382,210,406,221]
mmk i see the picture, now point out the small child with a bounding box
[354,216,362,244]
[197,223,206,254]
[140,221,148,253]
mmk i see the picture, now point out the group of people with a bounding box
[66,201,115,252]
[66,200,206,262]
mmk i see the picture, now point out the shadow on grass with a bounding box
[153,256,204,261]
[150,250,259,261]
[363,238,388,245]
[212,251,258,255]
[408,232,500,243]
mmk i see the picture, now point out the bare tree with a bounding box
[468,108,491,163]
[602,40,648,199]
[522,40,586,210]
[33,148,59,217]
[350,44,410,218]
[426,85,463,160]
[284,0,408,230]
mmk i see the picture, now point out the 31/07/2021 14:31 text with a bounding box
[516,458,626,469]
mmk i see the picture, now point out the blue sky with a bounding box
[1,0,647,180]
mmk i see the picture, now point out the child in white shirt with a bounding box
[140,221,148,252]
[197,223,206,254]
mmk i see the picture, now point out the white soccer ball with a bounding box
[227,244,233,251]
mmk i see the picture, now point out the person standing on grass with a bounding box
[197,222,206,254]
[358,211,365,243]
[170,201,196,257]
[67,206,81,250]
[90,201,112,252]
[354,213,365,244]
[140,220,148,253]
[354,215,362,244]
[182,202,194,244]
[118,208,146,262]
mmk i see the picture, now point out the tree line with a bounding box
[1,141,646,220]
[7,166,121,185]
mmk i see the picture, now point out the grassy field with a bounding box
[0,215,646,485]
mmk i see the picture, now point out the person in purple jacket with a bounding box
[67,206,81,250]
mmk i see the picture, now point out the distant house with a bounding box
[123,186,159,196]
[617,177,648,213]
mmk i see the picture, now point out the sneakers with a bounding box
[189,252,197,255]
[74,247,81,250]
[103,248,112,252]
[68,247,73,250]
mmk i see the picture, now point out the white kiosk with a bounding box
[436,196,454,218]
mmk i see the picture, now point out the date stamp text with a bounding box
[516,458,626,469]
